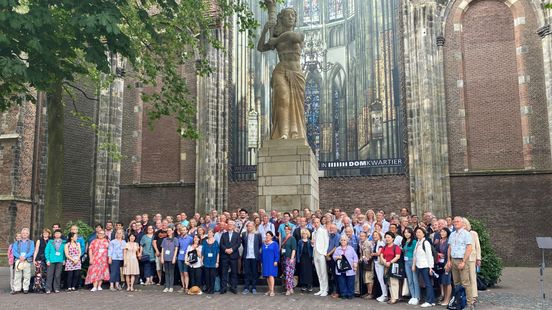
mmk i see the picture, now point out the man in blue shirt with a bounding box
[446,216,474,309]
[12,228,34,294]
[278,212,295,244]
[176,226,193,292]
[326,224,341,297]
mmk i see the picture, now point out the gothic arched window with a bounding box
[304,0,320,24]
[328,0,344,21]
[332,85,341,160]
[304,78,321,157]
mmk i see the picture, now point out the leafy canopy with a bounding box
[0,0,259,138]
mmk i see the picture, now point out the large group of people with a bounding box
[8,207,481,309]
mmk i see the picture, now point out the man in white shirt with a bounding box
[258,214,275,237]
[312,218,329,297]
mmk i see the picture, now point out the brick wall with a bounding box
[462,1,524,170]
[119,184,195,225]
[61,82,97,224]
[450,172,552,266]
[228,175,411,215]
[444,0,551,172]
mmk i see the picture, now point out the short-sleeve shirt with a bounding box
[381,244,402,262]
[278,223,295,239]
[161,237,179,261]
[449,228,472,259]
[153,229,168,252]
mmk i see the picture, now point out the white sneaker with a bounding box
[168,288,173,293]
[420,302,434,308]
[319,291,328,297]
[377,295,388,302]
[97,287,103,291]
[411,298,419,305]
[163,288,169,293]
[314,291,322,296]
[90,287,97,292]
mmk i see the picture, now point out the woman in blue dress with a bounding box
[261,231,279,296]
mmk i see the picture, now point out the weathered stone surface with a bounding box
[257,138,318,212]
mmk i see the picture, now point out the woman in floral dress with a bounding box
[85,229,110,291]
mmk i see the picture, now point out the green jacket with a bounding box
[45,239,66,263]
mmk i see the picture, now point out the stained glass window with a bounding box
[332,87,340,160]
[329,0,344,21]
[304,0,320,24]
[348,0,355,16]
[305,78,321,157]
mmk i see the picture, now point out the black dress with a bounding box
[298,241,313,288]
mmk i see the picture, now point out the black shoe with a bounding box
[230,288,237,294]
[219,289,227,294]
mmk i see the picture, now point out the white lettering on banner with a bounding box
[319,158,404,169]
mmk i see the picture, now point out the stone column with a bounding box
[537,9,552,162]
[195,28,230,214]
[402,0,451,218]
[93,54,125,224]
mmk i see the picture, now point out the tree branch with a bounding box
[63,81,99,101]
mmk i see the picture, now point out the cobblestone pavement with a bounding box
[0,268,549,310]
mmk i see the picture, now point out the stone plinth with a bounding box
[257,138,319,212]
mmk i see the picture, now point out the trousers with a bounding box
[163,262,175,289]
[13,262,31,292]
[46,262,63,292]
[375,262,387,297]
[313,252,328,293]
[452,258,473,305]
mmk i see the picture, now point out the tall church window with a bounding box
[305,78,321,157]
[348,0,355,16]
[304,0,320,24]
[328,0,344,21]
[332,86,341,160]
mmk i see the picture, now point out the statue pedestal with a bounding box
[257,138,319,212]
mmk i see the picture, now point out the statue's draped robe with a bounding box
[270,63,306,140]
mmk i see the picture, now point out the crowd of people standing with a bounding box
[8,207,481,309]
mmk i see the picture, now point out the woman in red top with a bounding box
[379,232,402,304]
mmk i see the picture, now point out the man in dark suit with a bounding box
[220,220,240,294]
[241,221,262,294]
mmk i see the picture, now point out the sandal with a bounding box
[269,292,275,297]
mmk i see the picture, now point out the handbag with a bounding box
[187,249,198,264]
[336,249,352,273]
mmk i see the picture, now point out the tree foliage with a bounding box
[0,0,259,138]
[468,218,503,287]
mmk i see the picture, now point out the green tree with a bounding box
[0,0,258,226]
[468,218,503,287]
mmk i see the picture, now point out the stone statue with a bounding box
[257,0,306,140]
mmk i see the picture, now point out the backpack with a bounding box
[447,285,467,310]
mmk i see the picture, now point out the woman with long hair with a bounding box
[139,225,155,285]
[32,228,50,293]
[436,227,452,305]
[402,227,420,305]
[413,227,436,308]
[185,234,203,291]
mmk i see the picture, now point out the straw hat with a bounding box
[187,286,202,295]
[15,260,29,271]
